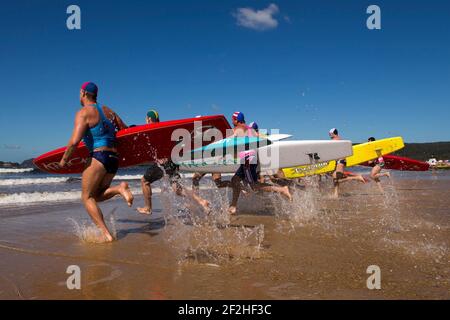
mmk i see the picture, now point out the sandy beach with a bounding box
[0,171,449,300]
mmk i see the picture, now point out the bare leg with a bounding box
[371,166,390,180]
[259,174,266,184]
[370,165,390,193]
[332,166,342,198]
[94,175,133,206]
[276,169,285,179]
[190,191,211,212]
[192,172,206,194]
[173,181,210,213]
[228,175,242,214]
[212,173,232,188]
[332,184,339,199]
[254,184,292,201]
[331,167,366,198]
[137,177,152,214]
[81,159,114,242]
[339,175,366,183]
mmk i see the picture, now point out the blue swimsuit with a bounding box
[82,104,119,174]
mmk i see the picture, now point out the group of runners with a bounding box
[57,82,391,241]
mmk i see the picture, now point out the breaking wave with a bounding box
[0,168,34,174]
[0,187,148,206]
[0,177,73,186]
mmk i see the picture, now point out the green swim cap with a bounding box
[146,109,159,122]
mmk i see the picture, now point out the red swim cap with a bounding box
[81,82,98,95]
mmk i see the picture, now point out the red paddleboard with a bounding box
[361,155,430,171]
[382,155,430,171]
[34,115,231,174]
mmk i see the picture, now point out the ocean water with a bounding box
[0,166,448,208]
[0,167,194,208]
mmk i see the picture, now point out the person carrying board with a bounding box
[366,137,391,192]
[329,128,365,198]
[191,113,239,194]
[228,112,292,215]
[58,82,133,242]
[137,109,211,215]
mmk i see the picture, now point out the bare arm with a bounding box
[59,110,89,166]
[102,106,128,131]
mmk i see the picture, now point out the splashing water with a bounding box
[67,209,118,243]
[379,176,403,232]
[271,177,337,234]
[159,177,265,264]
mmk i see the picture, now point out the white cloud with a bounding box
[233,3,280,31]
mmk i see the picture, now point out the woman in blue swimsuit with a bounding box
[58,82,133,242]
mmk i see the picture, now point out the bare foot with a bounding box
[358,175,366,183]
[281,186,293,201]
[199,199,211,214]
[137,207,152,215]
[103,232,114,243]
[385,172,391,178]
[119,182,134,207]
[228,206,237,215]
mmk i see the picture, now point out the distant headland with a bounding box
[0,159,35,169]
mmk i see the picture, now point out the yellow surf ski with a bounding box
[282,136,404,179]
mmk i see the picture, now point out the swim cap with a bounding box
[232,111,245,123]
[368,137,376,142]
[249,121,259,132]
[81,82,98,95]
[329,128,338,136]
[146,109,159,122]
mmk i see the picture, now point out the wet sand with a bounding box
[0,174,449,299]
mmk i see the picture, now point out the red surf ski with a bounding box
[34,115,231,174]
[361,155,430,171]
[382,155,430,171]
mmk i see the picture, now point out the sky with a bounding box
[0,0,449,162]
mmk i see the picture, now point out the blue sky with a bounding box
[0,0,449,162]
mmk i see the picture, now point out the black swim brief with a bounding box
[333,171,348,186]
[92,151,119,174]
[235,164,259,186]
[144,160,181,185]
[164,161,182,185]
[143,162,164,183]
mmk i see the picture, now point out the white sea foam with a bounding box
[109,173,197,180]
[113,174,142,180]
[0,174,158,187]
[113,173,232,180]
[0,168,34,174]
[0,174,187,187]
[0,177,72,186]
[0,187,146,206]
[0,179,218,206]
[0,191,82,205]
